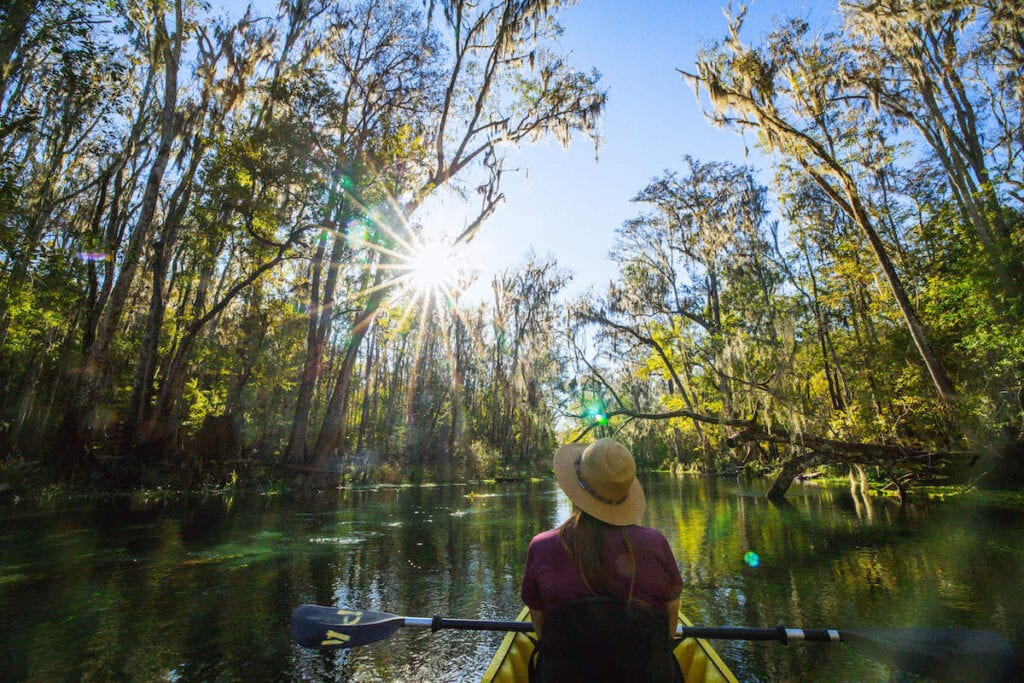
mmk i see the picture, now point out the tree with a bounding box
[124,8,276,449]
[485,255,567,464]
[0,0,126,459]
[310,0,605,465]
[581,159,784,471]
[81,0,185,412]
[681,10,959,406]
[284,0,443,464]
[842,0,1024,304]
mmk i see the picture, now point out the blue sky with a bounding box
[442,0,836,302]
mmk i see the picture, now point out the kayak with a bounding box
[480,606,739,683]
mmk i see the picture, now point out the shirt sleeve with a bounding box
[520,537,543,609]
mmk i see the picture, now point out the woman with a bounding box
[520,438,683,681]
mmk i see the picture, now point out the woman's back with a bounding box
[521,524,682,614]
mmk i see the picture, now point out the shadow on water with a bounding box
[1,476,1022,681]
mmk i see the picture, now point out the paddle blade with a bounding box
[290,604,405,650]
[843,628,1020,683]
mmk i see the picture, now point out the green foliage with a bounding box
[181,378,225,432]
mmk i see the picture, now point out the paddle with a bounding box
[290,604,1020,681]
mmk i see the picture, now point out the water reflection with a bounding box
[0,476,1022,681]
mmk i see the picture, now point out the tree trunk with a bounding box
[313,280,389,465]
[285,236,328,464]
[81,72,156,355]
[0,0,41,100]
[766,469,797,500]
[153,241,294,434]
[802,242,845,411]
[446,313,465,459]
[124,136,203,448]
[842,179,958,404]
[82,4,181,407]
[286,189,352,462]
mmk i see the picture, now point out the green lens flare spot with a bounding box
[584,402,608,425]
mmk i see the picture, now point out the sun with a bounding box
[406,241,457,291]
[400,238,471,295]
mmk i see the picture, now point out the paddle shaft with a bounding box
[408,616,532,632]
[400,616,840,644]
[683,626,841,643]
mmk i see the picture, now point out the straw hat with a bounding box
[553,438,646,526]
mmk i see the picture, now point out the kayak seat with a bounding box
[529,597,683,683]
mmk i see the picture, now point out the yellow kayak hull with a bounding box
[480,607,739,683]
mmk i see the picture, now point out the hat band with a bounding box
[575,453,629,506]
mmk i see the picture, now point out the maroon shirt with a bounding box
[520,525,683,613]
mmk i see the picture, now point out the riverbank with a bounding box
[5,457,1024,513]
[0,454,558,508]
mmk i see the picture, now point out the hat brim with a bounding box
[553,443,645,526]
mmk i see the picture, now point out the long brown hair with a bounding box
[558,507,637,602]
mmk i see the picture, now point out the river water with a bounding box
[1,474,1022,681]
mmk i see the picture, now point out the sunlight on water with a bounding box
[554,487,573,524]
[308,535,376,545]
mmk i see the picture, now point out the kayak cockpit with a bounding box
[480,607,739,683]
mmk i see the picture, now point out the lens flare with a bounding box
[78,252,111,262]
[346,220,372,248]
[585,402,608,425]
[744,551,760,568]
